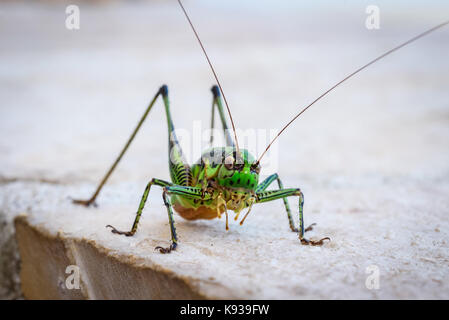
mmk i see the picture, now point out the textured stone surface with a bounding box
[3,175,449,299]
[0,208,22,299]
[15,215,204,299]
[0,1,448,299]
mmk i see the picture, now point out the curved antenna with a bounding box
[177,0,240,153]
[256,20,449,164]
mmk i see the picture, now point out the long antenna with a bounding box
[256,20,449,164]
[177,0,240,153]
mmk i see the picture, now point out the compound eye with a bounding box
[251,163,261,174]
[224,155,234,170]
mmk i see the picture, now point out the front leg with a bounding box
[154,185,213,253]
[106,178,171,236]
[256,174,316,233]
[154,190,178,254]
[107,180,210,253]
[256,188,330,246]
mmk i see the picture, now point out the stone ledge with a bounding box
[15,215,206,299]
[4,177,447,300]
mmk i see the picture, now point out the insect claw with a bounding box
[155,243,177,254]
[72,198,96,207]
[291,223,316,233]
[106,225,134,237]
[300,237,331,246]
[305,223,317,232]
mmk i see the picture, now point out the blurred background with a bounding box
[0,0,448,185]
[0,0,448,300]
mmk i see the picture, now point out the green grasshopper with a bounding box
[73,83,327,253]
[72,1,448,253]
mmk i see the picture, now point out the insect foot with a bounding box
[155,243,177,254]
[72,198,97,207]
[106,225,135,237]
[291,223,316,233]
[300,237,331,246]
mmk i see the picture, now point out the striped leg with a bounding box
[72,86,166,207]
[256,173,315,233]
[154,185,213,253]
[165,185,213,199]
[107,180,211,253]
[73,84,193,207]
[155,190,178,254]
[256,187,330,246]
[161,85,192,187]
[209,85,235,147]
[155,185,213,253]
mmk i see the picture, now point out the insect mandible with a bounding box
[72,0,448,253]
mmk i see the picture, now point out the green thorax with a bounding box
[191,147,260,190]
[170,147,261,217]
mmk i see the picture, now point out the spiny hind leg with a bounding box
[72,86,167,207]
[256,187,330,246]
[209,85,235,147]
[255,173,317,234]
